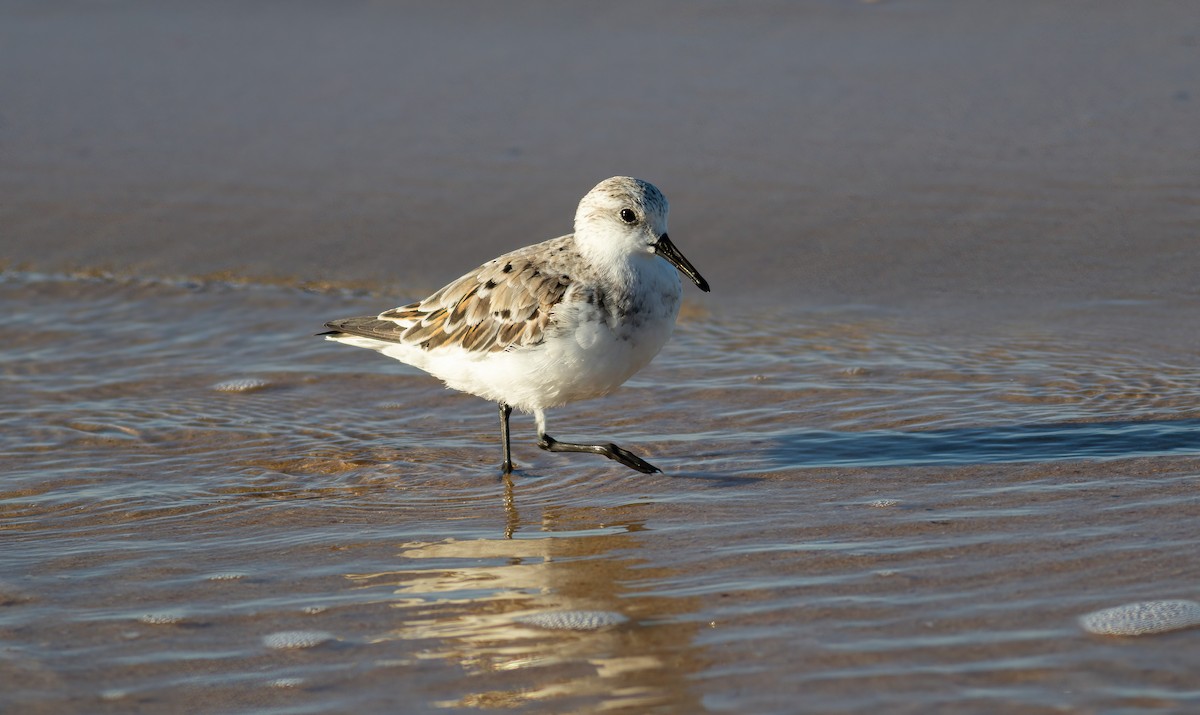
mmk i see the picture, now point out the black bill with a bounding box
[653,233,711,292]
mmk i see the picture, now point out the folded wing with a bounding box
[323,238,576,354]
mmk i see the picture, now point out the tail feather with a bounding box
[319,316,408,343]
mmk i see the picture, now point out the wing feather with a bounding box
[325,236,579,353]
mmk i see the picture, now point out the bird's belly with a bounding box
[418,306,674,411]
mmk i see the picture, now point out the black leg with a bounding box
[537,433,661,474]
[499,403,515,474]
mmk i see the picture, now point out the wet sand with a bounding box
[3,1,1199,316]
[4,2,1200,713]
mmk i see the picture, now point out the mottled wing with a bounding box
[326,236,576,353]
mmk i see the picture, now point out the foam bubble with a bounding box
[138,611,185,625]
[206,572,247,581]
[869,499,900,508]
[262,630,334,649]
[269,677,305,688]
[212,377,270,393]
[1079,599,1200,636]
[516,610,629,631]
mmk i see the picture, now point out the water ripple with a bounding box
[5,271,1200,714]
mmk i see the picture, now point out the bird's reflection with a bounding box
[502,473,518,539]
[347,488,708,712]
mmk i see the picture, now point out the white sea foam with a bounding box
[262,630,334,649]
[1079,599,1200,636]
[212,377,270,392]
[516,610,629,631]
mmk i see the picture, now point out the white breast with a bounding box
[417,255,683,412]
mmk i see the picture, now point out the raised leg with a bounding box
[533,409,661,474]
[499,402,515,474]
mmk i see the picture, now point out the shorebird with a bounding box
[320,176,709,474]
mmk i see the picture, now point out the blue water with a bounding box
[772,420,1200,468]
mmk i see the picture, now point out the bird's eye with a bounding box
[619,208,638,224]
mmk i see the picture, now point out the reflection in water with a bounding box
[503,475,518,540]
[347,499,705,712]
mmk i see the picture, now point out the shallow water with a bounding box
[5,2,1200,710]
[4,271,1199,714]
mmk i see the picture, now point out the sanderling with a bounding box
[320,176,709,475]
